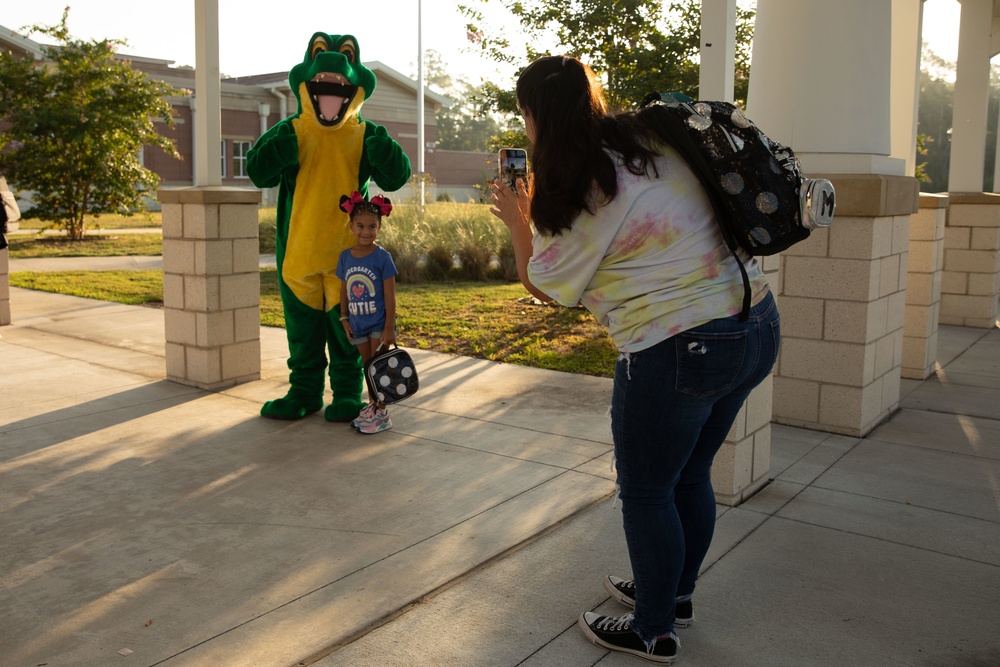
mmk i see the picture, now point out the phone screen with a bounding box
[498,148,528,192]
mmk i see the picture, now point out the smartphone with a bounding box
[498,148,528,192]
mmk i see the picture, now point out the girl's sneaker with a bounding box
[356,407,391,434]
[351,403,377,428]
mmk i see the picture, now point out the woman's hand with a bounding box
[489,177,531,229]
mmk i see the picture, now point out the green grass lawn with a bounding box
[15,212,162,231]
[10,270,617,378]
[9,270,165,305]
[12,209,277,256]
[6,234,164,258]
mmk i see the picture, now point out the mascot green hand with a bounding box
[247,33,411,421]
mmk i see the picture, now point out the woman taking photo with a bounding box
[490,56,780,664]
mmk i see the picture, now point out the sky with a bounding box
[0,0,516,84]
[2,0,964,85]
[922,0,961,63]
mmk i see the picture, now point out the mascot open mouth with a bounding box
[306,73,358,126]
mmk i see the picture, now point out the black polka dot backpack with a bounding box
[638,92,835,320]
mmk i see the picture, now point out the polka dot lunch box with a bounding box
[364,343,420,405]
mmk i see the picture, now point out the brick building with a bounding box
[0,25,491,203]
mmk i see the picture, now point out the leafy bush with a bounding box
[424,244,456,281]
[258,207,278,254]
[493,237,520,282]
[457,243,492,281]
[255,202,514,284]
[380,240,422,283]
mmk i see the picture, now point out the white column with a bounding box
[892,0,924,177]
[188,96,198,184]
[748,0,901,176]
[750,0,920,437]
[268,87,289,119]
[257,103,270,136]
[699,0,737,102]
[949,0,992,192]
[417,0,425,205]
[194,0,222,187]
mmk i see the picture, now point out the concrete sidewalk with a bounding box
[1,286,999,666]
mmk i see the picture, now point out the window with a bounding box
[234,141,252,179]
[220,140,227,178]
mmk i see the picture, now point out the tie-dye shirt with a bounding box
[527,145,769,353]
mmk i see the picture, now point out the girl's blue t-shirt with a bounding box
[336,246,398,335]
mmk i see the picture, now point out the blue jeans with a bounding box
[611,291,780,642]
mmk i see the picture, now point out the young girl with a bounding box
[491,56,780,663]
[335,191,398,434]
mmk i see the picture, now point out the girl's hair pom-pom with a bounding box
[339,194,355,215]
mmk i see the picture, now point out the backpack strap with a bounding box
[731,252,752,322]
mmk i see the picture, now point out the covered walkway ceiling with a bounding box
[989,0,1000,55]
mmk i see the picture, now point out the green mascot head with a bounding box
[289,32,377,128]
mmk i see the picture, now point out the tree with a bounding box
[914,133,931,184]
[0,10,179,239]
[457,0,755,115]
[415,50,504,152]
[435,83,506,152]
[915,45,1000,193]
[917,45,955,192]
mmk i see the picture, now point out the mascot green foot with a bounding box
[324,398,364,423]
[260,392,324,420]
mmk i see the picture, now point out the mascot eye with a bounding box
[311,39,329,59]
[340,46,356,63]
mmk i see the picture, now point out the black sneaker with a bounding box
[578,612,678,664]
[604,576,694,627]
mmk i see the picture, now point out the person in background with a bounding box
[0,176,21,250]
[490,55,780,664]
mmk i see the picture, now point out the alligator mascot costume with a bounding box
[247,33,411,421]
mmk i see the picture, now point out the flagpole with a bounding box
[417,0,425,207]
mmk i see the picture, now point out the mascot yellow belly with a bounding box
[285,112,364,311]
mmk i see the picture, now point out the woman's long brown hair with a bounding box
[515,56,663,236]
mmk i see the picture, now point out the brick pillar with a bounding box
[902,194,947,380]
[773,174,919,437]
[940,193,1000,328]
[711,254,780,506]
[158,187,262,390]
[712,376,774,506]
[0,247,10,326]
